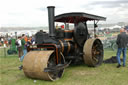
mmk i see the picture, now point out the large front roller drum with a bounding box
[23,51,65,81]
[83,38,103,67]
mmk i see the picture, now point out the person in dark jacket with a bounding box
[116,28,128,68]
[124,26,128,34]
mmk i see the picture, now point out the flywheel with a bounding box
[83,38,103,67]
[23,50,65,81]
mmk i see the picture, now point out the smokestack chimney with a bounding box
[47,6,55,37]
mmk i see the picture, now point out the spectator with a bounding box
[31,36,35,45]
[4,38,8,47]
[20,34,27,61]
[1,37,4,45]
[24,34,28,42]
[27,37,31,45]
[56,24,59,29]
[61,25,64,29]
[124,26,128,34]
[16,36,23,60]
[19,34,28,70]
[116,28,128,68]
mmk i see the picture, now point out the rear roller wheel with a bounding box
[83,38,103,67]
[23,51,65,81]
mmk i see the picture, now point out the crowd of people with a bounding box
[0,34,35,57]
[0,36,11,47]
[15,34,35,61]
[15,34,35,70]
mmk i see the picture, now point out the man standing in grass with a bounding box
[116,27,128,68]
[20,34,27,61]
[16,36,22,60]
[19,34,28,70]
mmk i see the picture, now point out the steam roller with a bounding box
[22,6,106,81]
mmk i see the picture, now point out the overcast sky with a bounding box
[0,0,128,27]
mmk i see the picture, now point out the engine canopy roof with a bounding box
[55,12,106,23]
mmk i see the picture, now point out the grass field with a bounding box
[0,49,128,85]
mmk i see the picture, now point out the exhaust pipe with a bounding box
[47,6,55,37]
